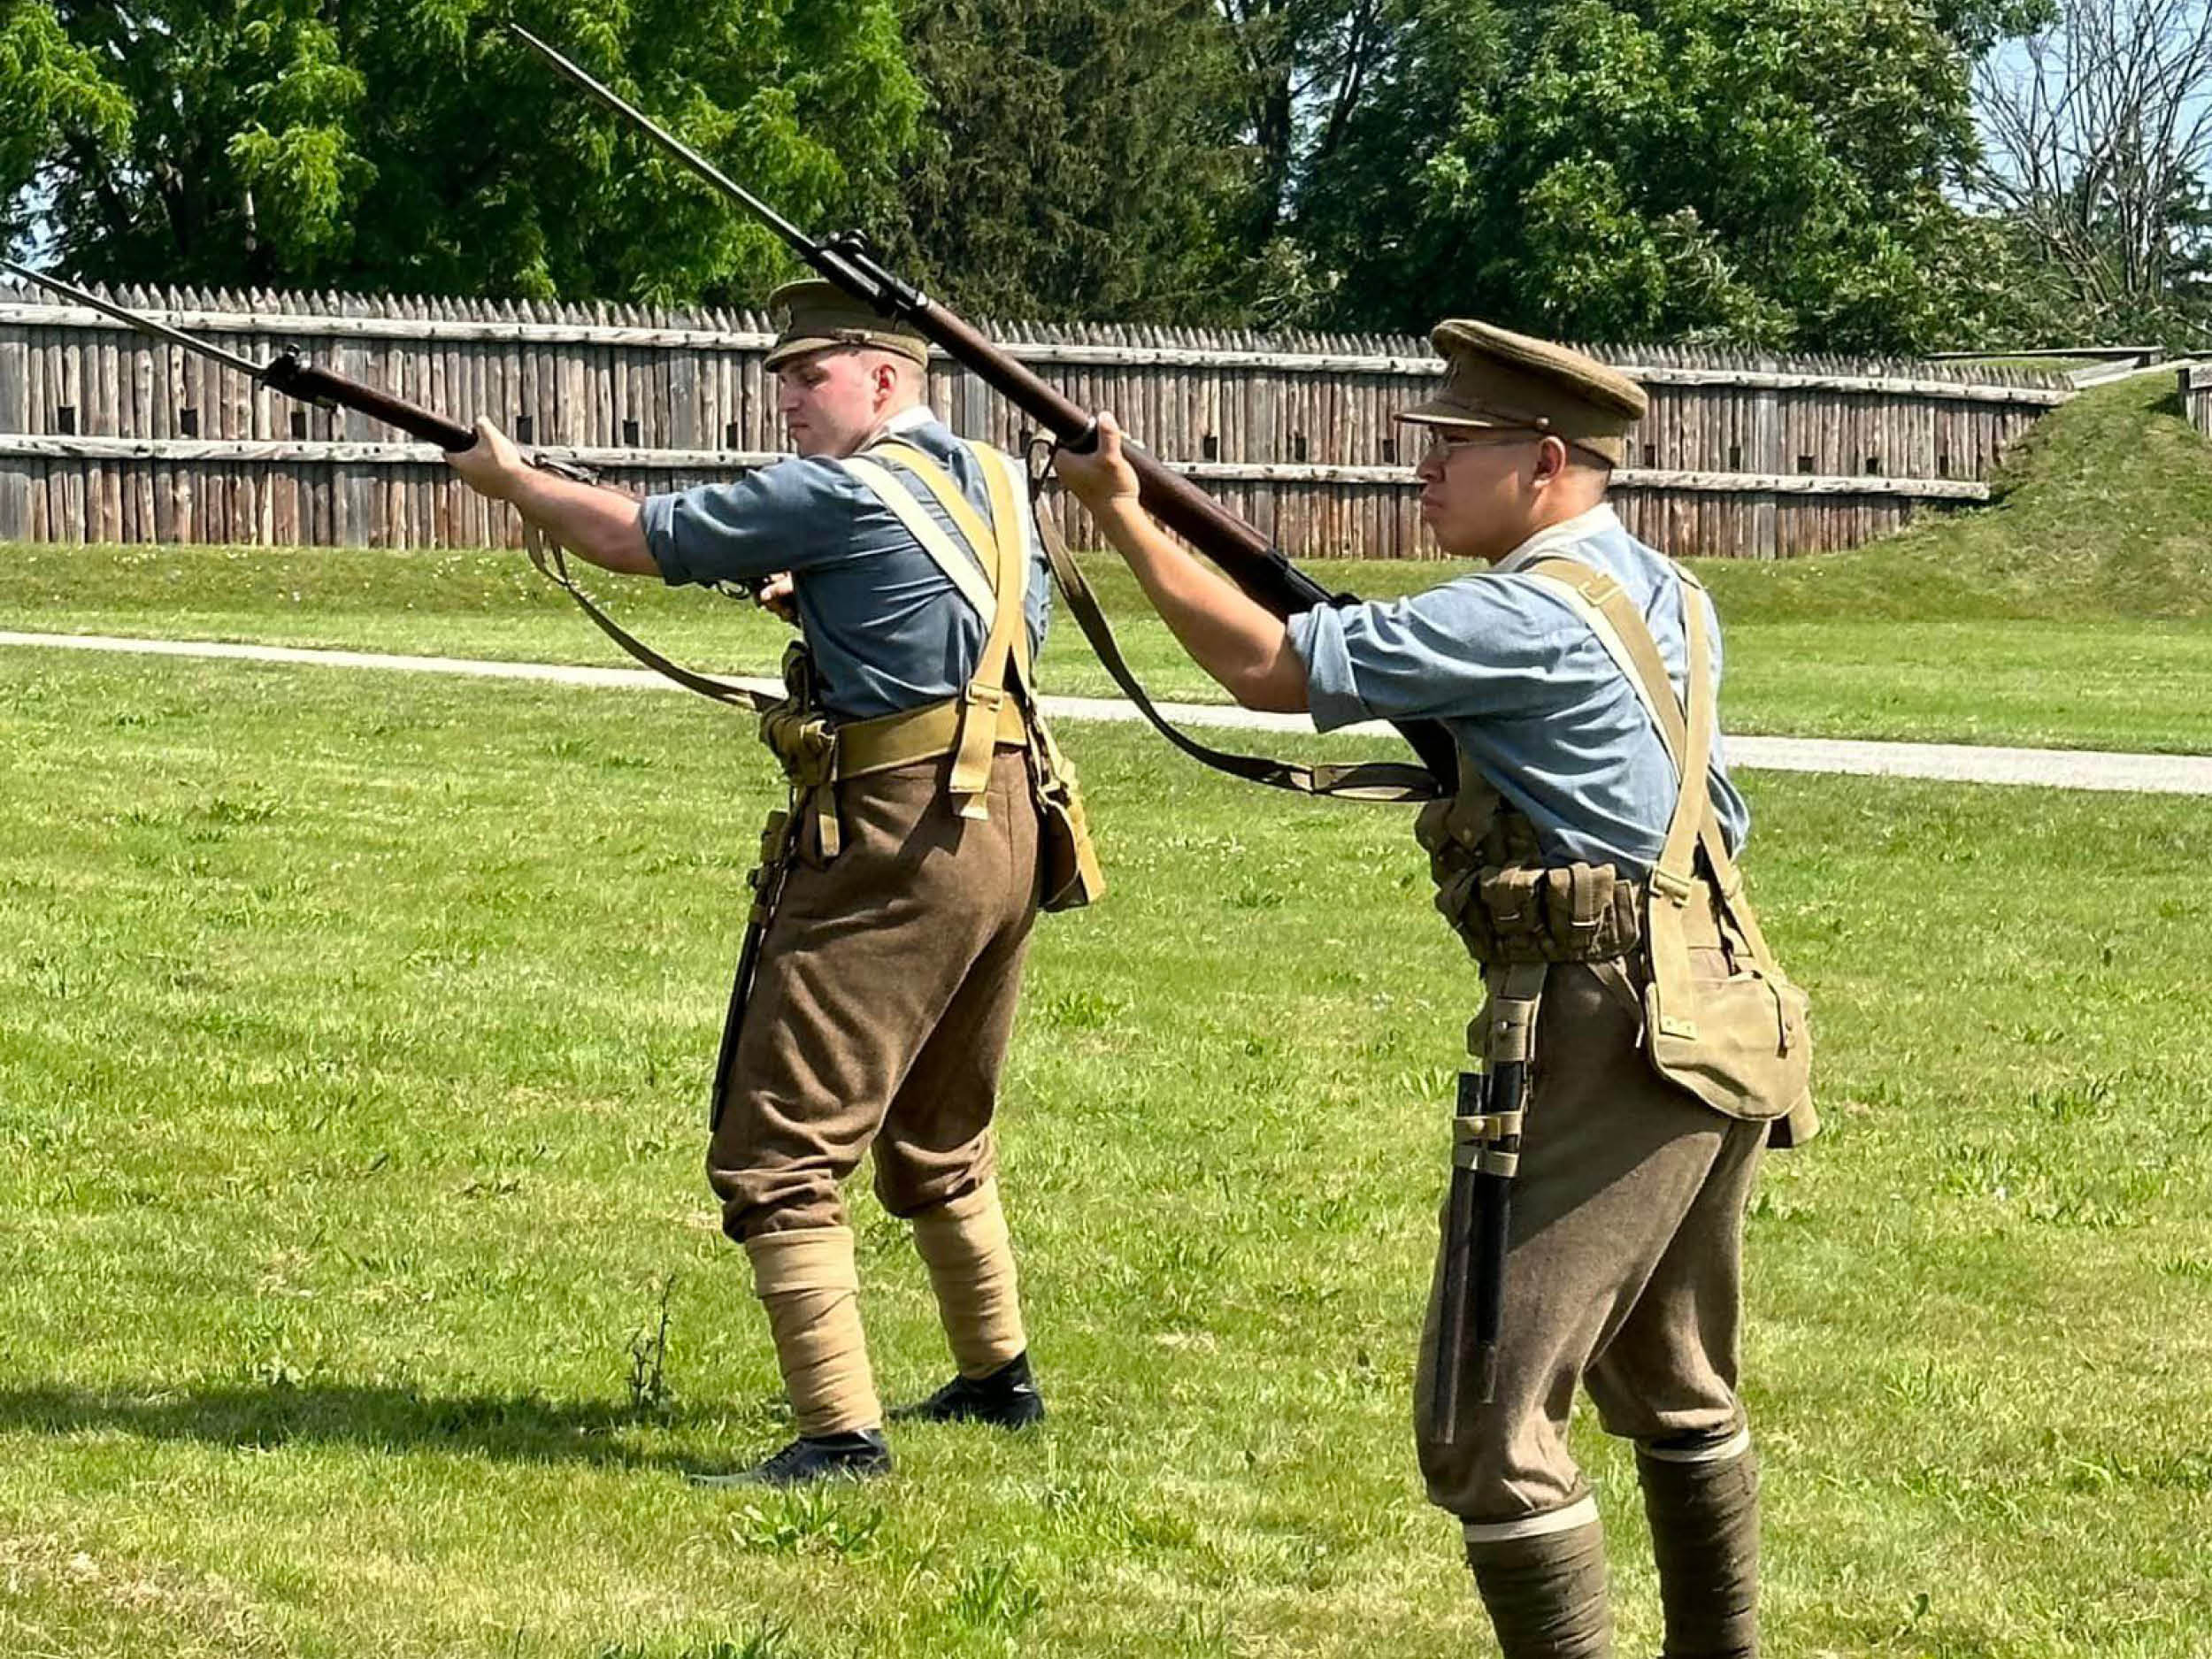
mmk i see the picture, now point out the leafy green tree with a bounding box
[1216,0,1398,255]
[880,0,1252,321]
[1292,0,2019,350]
[0,1,130,254]
[10,0,920,303]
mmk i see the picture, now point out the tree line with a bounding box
[4,0,2208,353]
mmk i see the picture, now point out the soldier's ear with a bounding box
[1532,434,1571,483]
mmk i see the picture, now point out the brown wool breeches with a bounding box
[1416,961,1768,1524]
[709,748,1041,1240]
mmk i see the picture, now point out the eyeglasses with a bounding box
[1419,427,1545,464]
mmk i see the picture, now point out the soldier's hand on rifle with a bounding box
[1052,412,1141,511]
[755,572,799,623]
[446,418,531,502]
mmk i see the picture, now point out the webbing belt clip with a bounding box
[1486,997,1539,1066]
[949,682,1008,821]
[1454,1145,1523,1175]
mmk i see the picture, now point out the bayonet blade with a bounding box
[503,23,818,264]
[0,258,269,380]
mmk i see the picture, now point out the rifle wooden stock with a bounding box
[262,356,477,451]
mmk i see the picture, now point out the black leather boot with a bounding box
[893,1351,1045,1429]
[687,1426,892,1488]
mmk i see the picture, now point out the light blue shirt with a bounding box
[1288,505,1752,874]
[641,407,1052,720]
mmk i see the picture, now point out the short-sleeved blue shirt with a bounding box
[1288,504,1752,874]
[640,407,1051,720]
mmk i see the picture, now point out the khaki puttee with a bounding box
[911,1179,1027,1379]
[744,1225,882,1438]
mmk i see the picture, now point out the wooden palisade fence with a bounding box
[0,282,2074,559]
[2180,363,2212,442]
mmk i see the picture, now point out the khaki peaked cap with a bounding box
[1399,319,1647,465]
[764,279,932,371]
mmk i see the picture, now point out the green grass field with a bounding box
[5,365,2212,1656]
[4,635,2209,1658]
[6,373,2212,755]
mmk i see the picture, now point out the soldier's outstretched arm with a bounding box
[446,419,657,576]
[1055,414,1310,713]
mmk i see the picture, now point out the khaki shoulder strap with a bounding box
[841,442,1031,818]
[1520,557,1783,973]
[865,439,1036,692]
[839,454,998,619]
[1519,562,1687,760]
[972,443,1041,694]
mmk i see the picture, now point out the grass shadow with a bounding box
[0,1379,741,1471]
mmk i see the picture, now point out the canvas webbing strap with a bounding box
[840,443,1031,819]
[1521,558,1784,977]
[864,439,1037,691]
[1020,441,1440,803]
[833,694,1032,776]
[842,454,1002,620]
[1519,564,1684,757]
[972,443,1041,694]
[1658,580,1717,891]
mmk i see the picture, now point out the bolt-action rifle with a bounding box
[0,255,773,702]
[503,22,1458,798]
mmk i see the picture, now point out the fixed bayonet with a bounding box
[4,258,268,379]
[1,257,475,450]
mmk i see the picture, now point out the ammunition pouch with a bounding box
[1417,791,1640,967]
[756,643,846,864]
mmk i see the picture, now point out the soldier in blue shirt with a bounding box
[447,281,1074,1486]
[1055,320,1812,1659]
